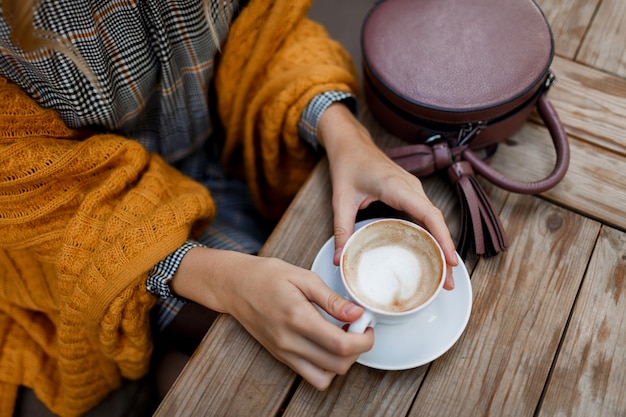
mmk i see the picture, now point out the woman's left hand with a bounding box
[317,103,457,289]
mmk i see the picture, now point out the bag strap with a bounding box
[384,94,569,257]
[385,94,570,193]
[461,94,570,193]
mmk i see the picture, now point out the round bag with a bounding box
[361,0,570,256]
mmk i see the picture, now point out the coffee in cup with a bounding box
[340,218,445,333]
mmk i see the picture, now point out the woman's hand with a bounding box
[170,247,374,390]
[317,103,458,289]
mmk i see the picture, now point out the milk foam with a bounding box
[342,220,444,312]
[355,245,421,308]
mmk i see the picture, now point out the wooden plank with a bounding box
[262,159,334,266]
[407,195,600,417]
[488,122,626,231]
[542,56,626,156]
[154,314,293,417]
[284,366,427,417]
[577,0,626,77]
[154,1,624,415]
[538,226,626,417]
[536,0,600,59]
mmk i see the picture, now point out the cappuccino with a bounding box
[341,219,444,313]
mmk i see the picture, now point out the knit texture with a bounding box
[0,0,359,414]
[217,0,358,218]
[0,76,215,416]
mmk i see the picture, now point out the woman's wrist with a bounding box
[168,246,252,313]
[298,91,356,153]
[317,103,371,152]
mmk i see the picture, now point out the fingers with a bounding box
[250,269,373,390]
[444,264,455,290]
[378,174,459,267]
[316,285,364,324]
[331,173,458,291]
[330,188,359,266]
[300,277,374,353]
[322,107,457,275]
[273,300,372,390]
[287,325,375,391]
[290,358,337,390]
[418,205,459,268]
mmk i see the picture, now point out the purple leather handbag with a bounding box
[362,0,570,257]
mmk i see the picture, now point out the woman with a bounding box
[0,0,457,415]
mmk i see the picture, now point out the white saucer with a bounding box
[310,219,472,370]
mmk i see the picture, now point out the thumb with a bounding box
[327,293,365,323]
[309,278,364,323]
[331,205,357,266]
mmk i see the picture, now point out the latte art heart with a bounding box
[341,219,444,313]
[355,245,422,309]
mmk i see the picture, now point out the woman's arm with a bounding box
[169,246,374,390]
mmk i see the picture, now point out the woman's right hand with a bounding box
[170,247,374,390]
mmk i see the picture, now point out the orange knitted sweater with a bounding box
[0,0,357,416]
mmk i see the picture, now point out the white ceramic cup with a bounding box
[340,218,446,333]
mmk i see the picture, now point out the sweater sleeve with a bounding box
[0,76,215,417]
[215,0,359,218]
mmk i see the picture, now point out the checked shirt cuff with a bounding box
[298,91,357,152]
[146,240,203,299]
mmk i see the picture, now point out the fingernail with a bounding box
[344,303,361,316]
[344,303,355,315]
[446,272,455,290]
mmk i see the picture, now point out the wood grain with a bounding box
[284,366,427,417]
[488,123,626,231]
[577,0,626,77]
[154,313,293,416]
[538,226,626,417]
[536,0,600,59]
[154,1,625,415]
[407,195,600,417]
[540,56,626,156]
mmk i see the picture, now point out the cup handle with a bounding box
[346,310,376,334]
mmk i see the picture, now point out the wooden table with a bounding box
[155,0,626,415]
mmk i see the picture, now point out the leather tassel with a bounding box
[448,161,508,257]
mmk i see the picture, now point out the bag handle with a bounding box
[385,94,569,257]
[385,94,570,194]
[461,94,570,194]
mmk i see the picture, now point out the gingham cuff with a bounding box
[298,91,357,152]
[146,240,203,299]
